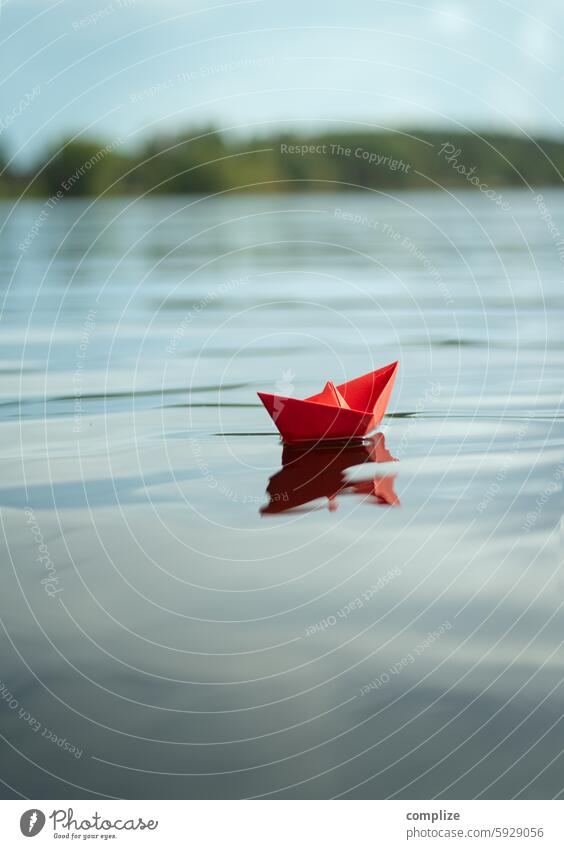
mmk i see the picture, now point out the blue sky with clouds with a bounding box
[2,0,564,165]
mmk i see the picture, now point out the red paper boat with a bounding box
[257,361,399,444]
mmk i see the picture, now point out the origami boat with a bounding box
[257,361,398,444]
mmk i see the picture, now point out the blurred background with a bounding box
[2,0,564,192]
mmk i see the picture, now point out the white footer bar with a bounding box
[2,800,561,847]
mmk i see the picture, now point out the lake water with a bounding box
[0,189,562,799]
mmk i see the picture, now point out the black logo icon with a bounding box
[20,810,46,837]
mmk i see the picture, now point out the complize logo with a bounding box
[20,809,46,837]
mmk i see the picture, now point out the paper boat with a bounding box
[257,361,398,444]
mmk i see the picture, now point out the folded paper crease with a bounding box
[257,361,399,444]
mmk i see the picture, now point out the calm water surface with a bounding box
[0,190,562,798]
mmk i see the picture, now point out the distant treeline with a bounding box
[1,128,564,198]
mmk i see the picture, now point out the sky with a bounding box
[1,0,564,167]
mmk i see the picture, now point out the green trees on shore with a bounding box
[3,128,564,197]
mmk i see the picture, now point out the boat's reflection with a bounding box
[261,432,399,515]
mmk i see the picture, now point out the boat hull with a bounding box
[258,361,398,444]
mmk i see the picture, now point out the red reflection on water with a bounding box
[261,433,399,515]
